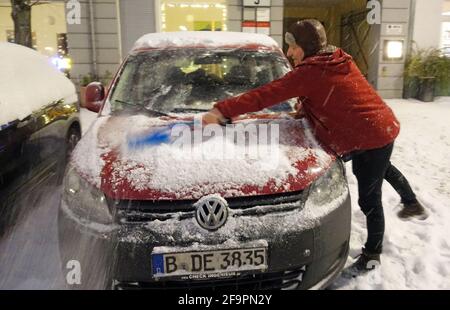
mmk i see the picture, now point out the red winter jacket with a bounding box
[214,48,400,156]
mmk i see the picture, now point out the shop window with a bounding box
[57,33,68,56]
[6,29,37,49]
[0,3,66,56]
[160,0,227,32]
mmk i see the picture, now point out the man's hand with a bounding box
[202,108,228,125]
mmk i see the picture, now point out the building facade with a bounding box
[1,0,449,98]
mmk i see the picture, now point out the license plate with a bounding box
[152,246,268,280]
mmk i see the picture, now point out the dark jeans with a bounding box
[385,165,417,204]
[350,142,417,254]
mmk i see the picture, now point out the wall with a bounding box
[65,0,122,84]
[375,0,412,99]
[0,1,67,55]
[227,0,285,48]
[119,0,156,55]
[412,0,444,49]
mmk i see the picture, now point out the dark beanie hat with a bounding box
[286,19,327,58]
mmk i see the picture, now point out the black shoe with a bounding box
[349,248,381,274]
[398,201,428,220]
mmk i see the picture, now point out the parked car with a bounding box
[0,43,81,234]
[58,32,351,290]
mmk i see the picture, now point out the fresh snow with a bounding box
[152,239,268,255]
[1,98,449,290]
[0,43,77,126]
[75,114,333,198]
[116,191,348,245]
[80,108,98,135]
[133,31,279,51]
[331,97,450,290]
[98,98,450,289]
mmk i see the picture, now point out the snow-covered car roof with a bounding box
[0,42,76,126]
[132,31,280,52]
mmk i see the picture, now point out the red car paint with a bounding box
[93,114,335,201]
[85,44,336,201]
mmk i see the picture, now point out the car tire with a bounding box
[56,125,81,184]
[66,125,81,159]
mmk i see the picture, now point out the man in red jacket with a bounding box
[203,19,427,272]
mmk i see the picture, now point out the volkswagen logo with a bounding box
[194,195,229,231]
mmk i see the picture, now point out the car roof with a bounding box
[132,31,280,53]
[0,42,76,126]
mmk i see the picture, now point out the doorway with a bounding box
[284,0,371,76]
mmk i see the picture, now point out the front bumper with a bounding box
[58,192,351,290]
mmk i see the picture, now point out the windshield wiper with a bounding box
[170,107,209,113]
[113,99,140,108]
[113,99,169,117]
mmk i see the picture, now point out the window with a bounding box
[159,0,227,32]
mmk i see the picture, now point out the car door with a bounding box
[0,114,41,232]
[30,98,80,182]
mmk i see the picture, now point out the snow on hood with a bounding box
[133,31,279,51]
[71,114,334,200]
[0,43,77,126]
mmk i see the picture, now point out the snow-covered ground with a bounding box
[0,100,449,290]
[332,97,450,290]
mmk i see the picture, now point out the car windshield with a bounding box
[108,48,294,114]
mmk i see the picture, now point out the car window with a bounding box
[109,48,294,114]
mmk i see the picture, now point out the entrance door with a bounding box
[340,9,371,77]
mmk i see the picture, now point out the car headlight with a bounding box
[305,160,347,207]
[62,165,113,225]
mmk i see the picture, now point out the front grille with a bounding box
[113,190,306,222]
[113,190,306,212]
[114,266,307,290]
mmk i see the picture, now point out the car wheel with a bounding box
[66,126,81,159]
[56,125,81,184]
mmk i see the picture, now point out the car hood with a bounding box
[71,113,335,200]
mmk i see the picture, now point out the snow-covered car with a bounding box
[0,43,80,234]
[58,32,351,290]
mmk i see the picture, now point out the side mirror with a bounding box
[85,82,105,113]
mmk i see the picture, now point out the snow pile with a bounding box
[123,127,294,193]
[0,42,77,126]
[133,31,279,51]
[97,115,333,198]
[332,98,450,290]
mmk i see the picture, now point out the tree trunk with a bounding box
[11,0,32,48]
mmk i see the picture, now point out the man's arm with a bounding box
[213,68,305,119]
